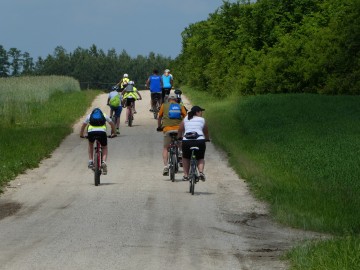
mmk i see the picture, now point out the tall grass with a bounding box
[0,76,80,125]
[0,76,98,189]
[184,87,360,268]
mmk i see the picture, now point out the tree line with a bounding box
[0,44,172,89]
[173,0,360,96]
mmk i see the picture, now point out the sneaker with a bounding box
[134,110,137,114]
[182,175,189,181]
[149,108,154,112]
[163,166,169,176]
[101,162,108,175]
[88,160,94,169]
[199,172,206,182]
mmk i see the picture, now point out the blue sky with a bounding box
[1,0,226,59]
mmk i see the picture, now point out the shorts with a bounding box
[151,92,162,102]
[124,97,135,107]
[110,106,122,117]
[87,131,108,146]
[163,130,178,147]
[182,139,206,160]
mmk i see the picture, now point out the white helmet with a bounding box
[123,73,128,78]
[165,69,170,73]
[128,81,134,85]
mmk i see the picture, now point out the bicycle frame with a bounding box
[168,133,179,182]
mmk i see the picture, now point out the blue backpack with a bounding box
[89,108,106,126]
[168,103,181,119]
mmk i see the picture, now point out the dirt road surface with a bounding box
[0,93,319,270]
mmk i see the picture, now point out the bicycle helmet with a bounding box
[128,81,135,85]
[165,69,170,73]
[111,85,119,91]
[123,73,128,78]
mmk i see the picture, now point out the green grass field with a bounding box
[0,76,99,189]
[183,87,360,269]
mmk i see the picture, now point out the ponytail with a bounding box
[188,111,195,120]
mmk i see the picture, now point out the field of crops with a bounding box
[0,76,98,189]
[0,76,80,125]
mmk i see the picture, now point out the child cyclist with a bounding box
[80,108,116,175]
[107,86,122,134]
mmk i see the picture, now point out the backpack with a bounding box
[125,85,134,92]
[109,94,120,107]
[168,103,181,119]
[89,108,106,126]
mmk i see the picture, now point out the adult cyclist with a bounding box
[177,106,209,181]
[157,93,187,176]
[117,73,130,90]
[121,81,142,123]
[161,69,173,103]
[80,108,116,175]
[146,69,162,112]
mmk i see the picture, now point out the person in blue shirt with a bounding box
[161,69,173,103]
[146,69,163,111]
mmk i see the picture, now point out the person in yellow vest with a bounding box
[80,108,116,175]
[117,73,130,90]
[157,93,187,176]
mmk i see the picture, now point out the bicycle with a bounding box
[151,93,161,119]
[125,97,135,127]
[82,134,116,186]
[188,147,200,195]
[167,132,180,182]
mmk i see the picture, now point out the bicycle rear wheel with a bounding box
[128,108,133,127]
[94,145,101,186]
[189,162,196,195]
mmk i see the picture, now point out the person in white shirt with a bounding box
[178,106,210,181]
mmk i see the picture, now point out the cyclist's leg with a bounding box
[181,140,192,177]
[196,140,206,180]
[163,133,171,166]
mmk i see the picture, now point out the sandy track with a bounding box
[0,92,320,269]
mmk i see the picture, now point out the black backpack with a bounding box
[89,108,106,126]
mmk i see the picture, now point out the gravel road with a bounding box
[0,92,318,270]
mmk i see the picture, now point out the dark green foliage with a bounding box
[174,0,360,95]
[0,44,172,89]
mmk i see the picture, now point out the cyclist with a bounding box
[161,69,173,103]
[177,106,209,181]
[107,86,122,134]
[80,108,116,175]
[146,69,162,112]
[117,73,130,90]
[157,93,187,176]
[121,81,142,123]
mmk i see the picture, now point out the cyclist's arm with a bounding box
[157,105,164,128]
[177,121,185,138]
[180,106,187,118]
[203,123,210,141]
[146,78,150,89]
[80,123,87,137]
[136,89,142,99]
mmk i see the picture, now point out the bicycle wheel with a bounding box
[189,161,196,195]
[169,151,175,182]
[128,108,133,127]
[94,145,100,186]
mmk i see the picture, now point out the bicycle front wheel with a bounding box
[169,152,175,182]
[189,162,196,195]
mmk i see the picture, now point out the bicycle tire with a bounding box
[94,145,100,186]
[169,150,176,182]
[189,161,196,195]
[128,108,133,127]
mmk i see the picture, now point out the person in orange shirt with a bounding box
[157,93,187,176]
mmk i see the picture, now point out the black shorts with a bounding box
[125,97,135,107]
[87,131,108,146]
[182,139,206,160]
[151,92,162,102]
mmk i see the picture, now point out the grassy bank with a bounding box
[0,76,99,189]
[183,87,360,268]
